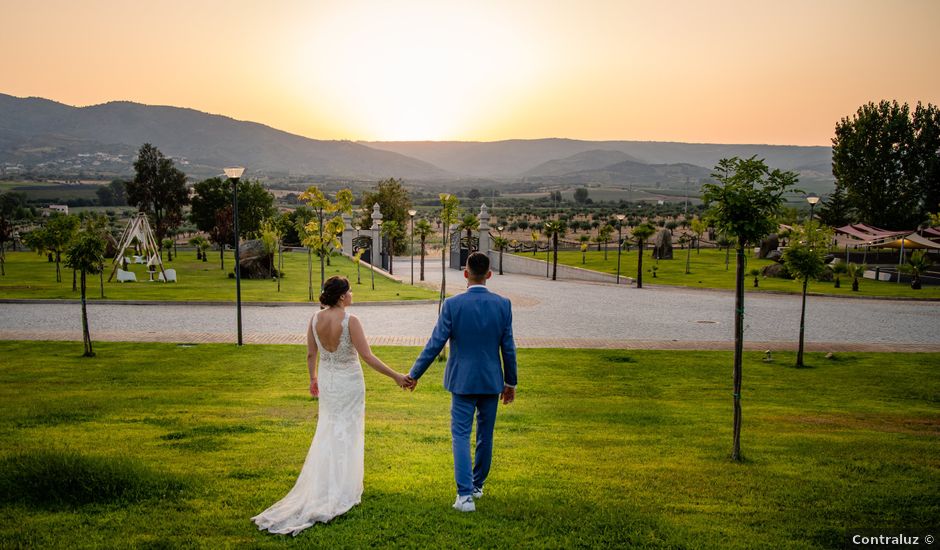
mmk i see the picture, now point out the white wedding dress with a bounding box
[252,310,365,535]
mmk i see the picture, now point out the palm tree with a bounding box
[899,250,933,289]
[543,220,566,280]
[631,223,656,288]
[381,219,403,275]
[492,235,509,275]
[846,262,867,291]
[459,214,479,253]
[65,230,106,357]
[438,194,460,314]
[162,238,174,261]
[414,219,433,281]
[189,236,209,261]
[830,261,848,288]
[748,267,761,287]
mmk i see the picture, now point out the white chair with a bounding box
[116,269,137,283]
[157,269,177,283]
[133,255,145,264]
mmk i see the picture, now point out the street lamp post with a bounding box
[615,214,626,284]
[497,226,504,275]
[224,166,245,346]
[806,193,819,222]
[355,226,362,285]
[408,209,417,285]
[798,193,821,365]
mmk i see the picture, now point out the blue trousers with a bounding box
[450,393,500,497]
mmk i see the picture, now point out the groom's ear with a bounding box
[464,270,470,279]
[485,270,492,280]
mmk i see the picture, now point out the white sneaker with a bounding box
[453,495,475,512]
[472,487,483,499]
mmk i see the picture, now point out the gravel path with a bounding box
[1,258,938,351]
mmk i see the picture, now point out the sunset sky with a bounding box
[2,0,938,145]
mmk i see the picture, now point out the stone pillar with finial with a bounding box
[478,203,491,256]
[370,203,384,270]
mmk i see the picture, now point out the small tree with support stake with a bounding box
[702,156,798,461]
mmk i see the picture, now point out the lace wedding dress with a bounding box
[252,310,365,535]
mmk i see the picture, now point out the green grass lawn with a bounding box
[0,341,936,548]
[0,250,438,303]
[543,247,940,299]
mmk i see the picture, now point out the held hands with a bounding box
[309,378,319,398]
[501,385,515,405]
[399,374,418,392]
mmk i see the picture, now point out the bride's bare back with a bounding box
[315,308,346,353]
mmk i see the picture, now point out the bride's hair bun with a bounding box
[319,276,350,307]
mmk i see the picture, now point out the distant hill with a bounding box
[539,159,712,186]
[522,149,645,178]
[0,93,834,193]
[363,138,833,181]
[0,94,450,180]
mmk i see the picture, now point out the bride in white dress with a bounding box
[252,276,409,536]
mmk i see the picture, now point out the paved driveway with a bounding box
[1,258,938,351]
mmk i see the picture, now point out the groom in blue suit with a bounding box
[406,252,518,512]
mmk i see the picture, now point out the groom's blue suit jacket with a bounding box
[410,286,517,395]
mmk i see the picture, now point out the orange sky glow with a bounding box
[1,0,939,145]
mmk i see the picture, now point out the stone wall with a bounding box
[487,250,633,285]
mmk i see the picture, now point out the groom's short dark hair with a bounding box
[466,252,490,278]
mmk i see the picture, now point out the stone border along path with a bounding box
[1,257,938,352]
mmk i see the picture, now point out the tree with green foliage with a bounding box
[65,230,106,357]
[208,206,234,270]
[25,214,80,283]
[300,187,353,294]
[574,187,590,204]
[127,143,189,246]
[95,179,127,207]
[832,100,940,229]
[414,219,433,281]
[236,180,277,238]
[258,219,279,282]
[0,192,23,275]
[359,178,412,254]
[598,223,614,260]
[899,250,933,290]
[381,219,404,275]
[543,220,566,280]
[690,216,707,254]
[438,194,460,314]
[702,156,798,461]
[783,221,834,367]
[817,184,853,228]
[161,238,174,261]
[679,234,692,274]
[188,236,209,261]
[631,223,656,289]
[579,234,590,264]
